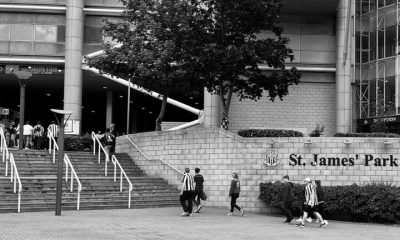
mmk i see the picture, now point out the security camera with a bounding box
[9,67,14,72]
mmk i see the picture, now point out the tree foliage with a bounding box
[198,0,301,126]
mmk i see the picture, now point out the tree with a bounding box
[198,0,301,129]
[87,0,212,131]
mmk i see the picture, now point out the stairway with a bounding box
[0,150,180,213]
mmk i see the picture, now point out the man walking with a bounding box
[180,167,194,216]
[193,167,204,213]
[282,175,295,223]
[101,128,115,163]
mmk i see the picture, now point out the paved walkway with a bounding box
[0,207,399,240]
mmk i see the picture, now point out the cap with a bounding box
[304,177,311,182]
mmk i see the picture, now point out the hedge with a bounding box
[238,129,304,138]
[64,135,92,151]
[335,132,400,138]
[259,182,400,224]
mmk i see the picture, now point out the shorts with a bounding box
[304,205,317,213]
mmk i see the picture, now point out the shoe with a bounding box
[319,221,328,228]
[296,223,305,228]
[316,219,320,223]
[181,212,188,216]
[241,209,245,216]
[283,220,290,223]
[306,217,312,223]
[195,205,202,213]
[289,218,296,224]
[295,218,303,222]
[227,212,233,216]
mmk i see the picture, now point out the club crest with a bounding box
[264,149,279,166]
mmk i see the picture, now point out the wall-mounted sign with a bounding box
[0,108,9,115]
[263,149,279,166]
[64,119,80,135]
[19,65,63,75]
[358,115,400,125]
[289,154,399,167]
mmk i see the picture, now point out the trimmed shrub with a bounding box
[335,132,400,138]
[64,135,92,151]
[259,181,400,224]
[238,129,303,138]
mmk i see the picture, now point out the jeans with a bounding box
[283,201,294,221]
[230,193,241,212]
[180,191,194,213]
[193,190,202,206]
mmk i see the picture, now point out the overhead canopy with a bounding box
[281,0,340,15]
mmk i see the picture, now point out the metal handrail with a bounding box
[47,131,59,163]
[0,126,10,175]
[9,153,22,212]
[0,127,22,212]
[91,131,109,176]
[111,155,133,209]
[47,130,81,210]
[124,136,184,175]
[92,132,132,208]
[63,154,82,210]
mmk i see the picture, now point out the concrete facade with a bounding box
[117,128,400,213]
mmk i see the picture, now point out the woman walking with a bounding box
[227,172,244,216]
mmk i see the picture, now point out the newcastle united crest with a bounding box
[264,148,279,166]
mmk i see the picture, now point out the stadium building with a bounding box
[0,0,392,136]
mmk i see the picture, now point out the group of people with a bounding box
[282,175,328,228]
[1,120,58,150]
[180,168,244,217]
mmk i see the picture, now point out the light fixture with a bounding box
[102,86,107,89]
[91,110,95,113]
[46,93,51,97]
[149,111,152,114]
[141,107,145,110]
[119,95,123,98]
[189,96,194,100]
[195,102,199,105]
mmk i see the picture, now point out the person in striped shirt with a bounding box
[180,167,194,216]
[296,178,327,228]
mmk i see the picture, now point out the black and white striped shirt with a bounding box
[182,173,194,192]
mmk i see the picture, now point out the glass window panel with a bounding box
[385,25,396,57]
[0,42,9,54]
[84,26,102,44]
[300,15,334,35]
[378,29,384,59]
[34,42,65,56]
[10,24,33,41]
[35,25,57,42]
[0,24,9,40]
[10,42,32,55]
[385,9,396,27]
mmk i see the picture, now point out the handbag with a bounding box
[200,190,207,201]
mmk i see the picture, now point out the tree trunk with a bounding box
[155,95,168,131]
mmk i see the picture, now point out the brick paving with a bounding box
[0,207,399,240]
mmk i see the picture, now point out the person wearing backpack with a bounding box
[101,128,115,163]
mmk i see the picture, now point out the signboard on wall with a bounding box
[64,119,80,135]
[19,65,64,75]
[0,65,5,74]
[0,108,9,115]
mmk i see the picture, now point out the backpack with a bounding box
[104,133,115,145]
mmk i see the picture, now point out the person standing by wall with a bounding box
[193,167,204,213]
[180,167,194,216]
[33,121,44,150]
[282,175,295,223]
[227,172,244,216]
[23,121,33,149]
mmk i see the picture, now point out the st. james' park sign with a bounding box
[289,154,399,167]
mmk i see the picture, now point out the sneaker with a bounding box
[283,220,290,223]
[295,218,303,222]
[241,209,245,216]
[296,223,305,228]
[306,217,312,223]
[195,205,202,213]
[289,218,296,224]
[316,219,320,223]
[181,212,188,216]
[319,221,328,228]
[227,212,233,216]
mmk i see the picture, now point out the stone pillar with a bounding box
[203,88,220,128]
[64,0,84,133]
[336,0,352,133]
[106,91,113,129]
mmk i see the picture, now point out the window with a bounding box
[35,25,57,42]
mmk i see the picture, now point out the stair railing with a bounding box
[63,154,82,210]
[91,131,109,176]
[1,127,22,212]
[124,136,184,175]
[111,155,133,208]
[47,131,58,163]
[47,129,82,210]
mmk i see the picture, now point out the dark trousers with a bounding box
[230,193,241,212]
[283,201,294,221]
[180,191,194,213]
[193,190,202,206]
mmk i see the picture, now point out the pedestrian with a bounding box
[9,123,16,148]
[47,121,59,142]
[193,167,204,213]
[315,180,328,225]
[282,175,295,223]
[227,172,244,216]
[296,178,327,228]
[5,127,11,147]
[14,124,20,148]
[33,121,44,150]
[180,167,194,216]
[23,121,34,149]
[110,123,117,153]
[101,128,115,163]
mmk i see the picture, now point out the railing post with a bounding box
[10,163,14,181]
[65,162,69,181]
[114,163,116,182]
[98,146,100,164]
[120,171,123,192]
[105,155,108,176]
[70,172,73,192]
